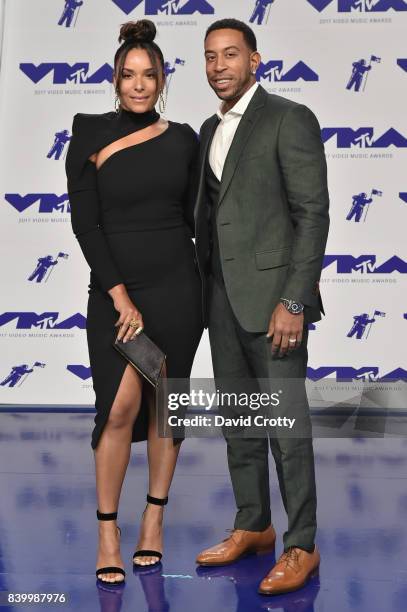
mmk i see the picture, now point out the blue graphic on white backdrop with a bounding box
[111,0,214,15]
[20,63,112,85]
[256,60,319,83]
[0,363,45,388]
[397,59,407,72]
[400,193,407,204]
[346,190,382,222]
[249,0,275,24]
[321,128,407,148]
[347,310,385,339]
[47,130,71,160]
[58,0,83,27]
[306,0,407,12]
[323,255,407,273]
[164,58,185,95]
[28,253,69,283]
[346,56,380,93]
[0,313,86,330]
[67,365,92,380]
[5,194,70,214]
[307,366,407,382]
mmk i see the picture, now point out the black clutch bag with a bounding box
[113,331,166,388]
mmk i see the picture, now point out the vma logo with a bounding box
[256,60,319,82]
[307,366,407,381]
[5,194,70,214]
[321,128,407,148]
[307,0,407,12]
[111,0,214,15]
[322,255,407,273]
[67,365,92,380]
[0,312,86,330]
[20,63,112,85]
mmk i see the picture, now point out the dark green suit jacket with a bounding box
[194,85,330,332]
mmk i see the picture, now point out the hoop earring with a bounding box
[114,93,121,113]
[159,90,166,114]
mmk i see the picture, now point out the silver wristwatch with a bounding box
[280,298,304,314]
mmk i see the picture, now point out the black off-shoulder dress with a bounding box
[65,108,203,449]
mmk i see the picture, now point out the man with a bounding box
[194,19,329,595]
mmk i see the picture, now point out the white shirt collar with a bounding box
[217,82,259,122]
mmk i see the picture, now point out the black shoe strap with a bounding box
[146,494,168,506]
[96,510,118,521]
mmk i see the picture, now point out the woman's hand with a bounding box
[108,284,144,343]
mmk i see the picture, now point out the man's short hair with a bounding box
[205,19,257,52]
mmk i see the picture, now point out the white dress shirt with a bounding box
[209,82,259,181]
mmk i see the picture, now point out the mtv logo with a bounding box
[0,312,86,330]
[67,365,92,380]
[322,255,407,273]
[321,127,407,148]
[307,366,380,381]
[5,194,71,213]
[307,0,407,11]
[20,63,113,85]
[111,0,214,15]
[256,60,319,82]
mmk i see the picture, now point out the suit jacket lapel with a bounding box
[218,85,267,207]
[194,115,219,222]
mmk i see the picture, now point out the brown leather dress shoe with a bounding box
[196,525,276,566]
[258,545,320,595]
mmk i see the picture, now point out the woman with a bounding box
[65,19,203,584]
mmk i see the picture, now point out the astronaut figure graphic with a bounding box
[346,193,373,222]
[249,0,275,25]
[47,130,71,161]
[28,256,59,283]
[346,189,382,222]
[58,0,83,28]
[347,313,376,339]
[346,59,372,92]
[0,365,34,387]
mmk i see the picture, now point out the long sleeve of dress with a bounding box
[181,123,199,238]
[66,115,124,292]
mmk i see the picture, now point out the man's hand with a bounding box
[267,303,304,357]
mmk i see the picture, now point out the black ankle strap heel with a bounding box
[147,494,168,506]
[133,494,168,567]
[96,509,126,584]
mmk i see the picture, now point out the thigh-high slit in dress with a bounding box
[65,108,203,449]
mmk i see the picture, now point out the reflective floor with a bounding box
[0,412,406,612]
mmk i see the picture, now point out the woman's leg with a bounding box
[95,363,143,581]
[134,364,182,565]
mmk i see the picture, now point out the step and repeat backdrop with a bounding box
[0,0,406,405]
